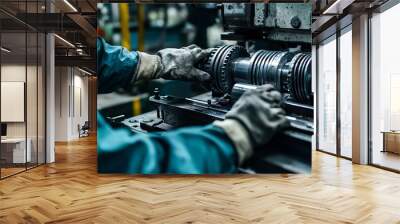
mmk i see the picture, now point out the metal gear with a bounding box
[202,45,249,95]
[283,53,312,103]
[197,44,312,104]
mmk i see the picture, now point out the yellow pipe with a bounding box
[136,4,145,51]
[119,3,131,50]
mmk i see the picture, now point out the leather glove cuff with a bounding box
[134,52,163,82]
[213,119,253,165]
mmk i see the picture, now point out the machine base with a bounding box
[121,92,312,174]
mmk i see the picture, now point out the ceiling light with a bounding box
[1,47,11,53]
[63,0,78,12]
[322,0,354,15]
[322,0,342,15]
[78,67,92,76]
[54,34,75,48]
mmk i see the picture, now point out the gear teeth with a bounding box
[202,45,249,95]
[204,48,217,72]
[283,52,312,103]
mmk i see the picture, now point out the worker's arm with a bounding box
[97,84,288,174]
[97,37,139,93]
[97,37,211,94]
[97,113,238,174]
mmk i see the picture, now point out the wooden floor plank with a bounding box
[1,135,400,223]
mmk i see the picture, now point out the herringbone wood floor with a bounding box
[1,135,400,224]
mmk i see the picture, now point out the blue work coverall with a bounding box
[97,38,238,174]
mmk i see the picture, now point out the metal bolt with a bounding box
[154,88,160,100]
[290,16,301,29]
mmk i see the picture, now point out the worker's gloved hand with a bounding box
[135,45,212,82]
[213,84,290,164]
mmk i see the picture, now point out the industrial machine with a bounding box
[121,3,313,173]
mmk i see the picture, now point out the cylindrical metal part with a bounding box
[199,45,312,104]
[230,58,252,84]
[231,83,258,101]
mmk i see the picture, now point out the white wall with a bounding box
[54,67,89,141]
[1,65,35,138]
[72,73,89,138]
[1,63,46,164]
[1,65,26,133]
[1,65,26,142]
[55,66,69,141]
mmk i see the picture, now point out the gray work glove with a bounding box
[214,84,290,164]
[134,45,211,82]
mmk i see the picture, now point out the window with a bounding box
[317,35,337,154]
[370,3,400,171]
[339,27,352,158]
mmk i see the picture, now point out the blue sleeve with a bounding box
[97,37,139,93]
[97,113,238,174]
